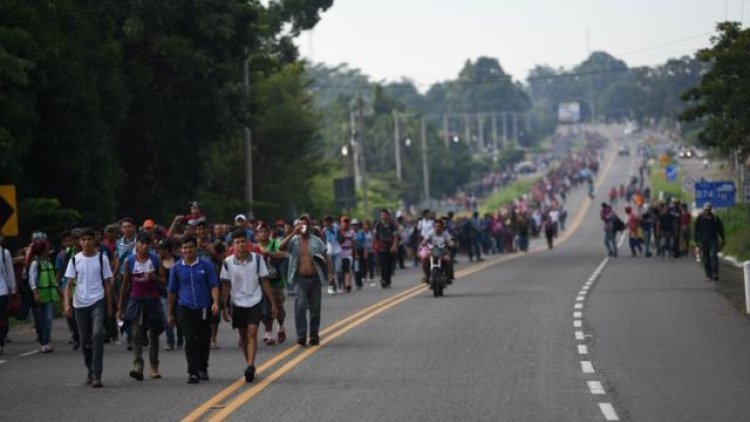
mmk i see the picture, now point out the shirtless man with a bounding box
[279,215,333,347]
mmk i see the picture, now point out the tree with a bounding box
[680,22,750,156]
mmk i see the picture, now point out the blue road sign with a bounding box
[695,181,736,208]
[665,165,678,182]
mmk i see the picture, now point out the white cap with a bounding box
[234,213,247,222]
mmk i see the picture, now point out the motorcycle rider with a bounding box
[420,219,455,285]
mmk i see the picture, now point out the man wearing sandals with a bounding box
[118,233,166,381]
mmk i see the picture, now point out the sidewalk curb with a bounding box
[718,253,747,269]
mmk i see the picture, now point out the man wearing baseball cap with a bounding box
[694,202,725,282]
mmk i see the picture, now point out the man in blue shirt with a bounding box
[167,236,219,384]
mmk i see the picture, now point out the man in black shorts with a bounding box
[220,230,277,382]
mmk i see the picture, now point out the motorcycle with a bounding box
[428,246,448,297]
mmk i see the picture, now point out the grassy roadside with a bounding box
[649,163,691,202]
[480,178,539,214]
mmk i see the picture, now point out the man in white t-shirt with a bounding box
[417,209,435,243]
[220,229,277,383]
[64,228,114,388]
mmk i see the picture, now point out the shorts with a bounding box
[340,257,351,273]
[231,302,263,329]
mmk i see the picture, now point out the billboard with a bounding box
[558,102,581,124]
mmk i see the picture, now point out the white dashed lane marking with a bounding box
[587,381,606,395]
[599,403,620,421]
[20,350,39,357]
[577,345,589,355]
[580,361,595,374]
[575,331,585,341]
[573,311,582,318]
[574,320,582,328]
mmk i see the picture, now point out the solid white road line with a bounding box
[573,311,583,318]
[20,350,39,357]
[575,331,585,341]
[599,403,620,421]
[580,361,595,374]
[587,381,605,395]
[578,345,589,355]
[574,320,582,328]
[574,303,583,309]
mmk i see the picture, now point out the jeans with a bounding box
[0,295,8,347]
[701,242,719,279]
[642,227,653,256]
[161,297,175,347]
[176,305,211,376]
[604,231,617,257]
[131,300,162,367]
[75,299,107,378]
[659,234,674,258]
[517,235,529,252]
[378,251,395,287]
[32,302,55,346]
[294,277,321,341]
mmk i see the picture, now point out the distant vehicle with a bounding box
[678,148,695,159]
[514,161,537,174]
[617,145,630,156]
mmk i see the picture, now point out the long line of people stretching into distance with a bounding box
[0,131,609,387]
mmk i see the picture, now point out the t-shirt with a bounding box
[64,252,113,308]
[339,228,355,258]
[417,219,434,239]
[425,232,453,250]
[375,221,398,247]
[126,253,161,299]
[116,236,136,274]
[220,253,269,308]
[659,212,676,233]
[324,226,341,255]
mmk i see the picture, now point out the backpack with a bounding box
[613,215,625,233]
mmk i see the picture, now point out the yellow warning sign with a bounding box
[0,185,18,237]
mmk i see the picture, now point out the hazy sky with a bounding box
[296,0,746,86]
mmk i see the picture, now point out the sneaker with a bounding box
[244,365,256,383]
[277,327,286,343]
[309,336,320,346]
[265,332,276,346]
[85,372,94,385]
[187,374,200,384]
[150,366,161,379]
[129,363,144,381]
[368,281,376,287]
[327,286,336,295]
[198,370,209,381]
[91,379,103,388]
[296,338,307,347]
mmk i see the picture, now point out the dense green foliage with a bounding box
[680,22,750,157]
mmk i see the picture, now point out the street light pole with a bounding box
[243,47,253,214]
[393,111,402,181]
[421,117,430,207]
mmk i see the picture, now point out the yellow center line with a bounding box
[181,284,425,422]
[187,141,620,421]
[207,286,428,422]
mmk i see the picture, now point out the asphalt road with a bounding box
[3,127,750,421]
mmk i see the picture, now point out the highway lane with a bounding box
[0,128,676,422]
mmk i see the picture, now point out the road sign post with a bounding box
[0,185,18,237]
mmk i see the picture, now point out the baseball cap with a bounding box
[235,214,247,223]
[703,202,713,210]
[187,219,200,227]
[351,218,360,225]
[189,201,201,208]
[143,219,155,229]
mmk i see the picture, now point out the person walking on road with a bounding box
[167,236,220,384]
[63,228,114,388]
[374,209,399,288]
[656,203,677,260]
[694,202,725,282]
[279,215,334,347]
[118,234,166,381]
[29,239,60,353]
[0,235,17,356]
[600,203,618,258]
[625,206,643,257]
[220,229,277,382]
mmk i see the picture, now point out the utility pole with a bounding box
[502,112,508,149]
[356,95,368,215]
[421,117,430,208]
[443,114,449,149]
[491,112,499,158]
[478,114,485,151]
[393,111,402,181]
[512,112,519,146]
[243,47,253,213]
[464,114,471,149]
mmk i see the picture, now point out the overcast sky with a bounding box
[296,0,746,86]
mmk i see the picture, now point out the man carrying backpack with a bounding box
[63,228,114,388]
